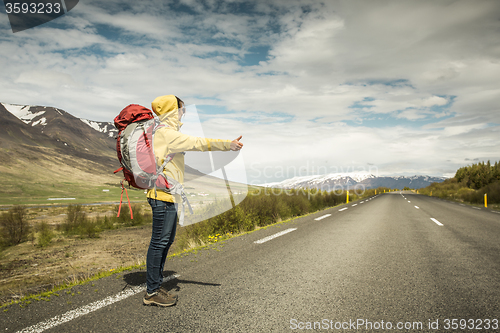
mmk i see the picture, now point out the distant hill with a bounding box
[264,173,446,191]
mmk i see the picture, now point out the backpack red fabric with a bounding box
[113,104,171,190]
[114,104,153,131]
[113,104,170,217]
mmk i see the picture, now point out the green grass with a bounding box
[0,182,147,206]
[0,263,145,309]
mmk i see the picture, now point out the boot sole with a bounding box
[143,298,176,307]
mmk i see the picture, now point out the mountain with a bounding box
[264,173,446,191]
[1,103,117,153]
[0,102,120,173]
[357,175,447,190]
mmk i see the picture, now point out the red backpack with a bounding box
[113,104,191,220]
[114,104,171,190]
[114,104,166,217]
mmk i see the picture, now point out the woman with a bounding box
[143,94,243,307]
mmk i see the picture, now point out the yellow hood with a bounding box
[151,94,181,130]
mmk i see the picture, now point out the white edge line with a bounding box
[16,274,180,333]
[430,218,444,226]
[339,207,348,211]
[314,214,331,221]
[352,204,357,206]
[254,228,297,244]
[414,206,419,209]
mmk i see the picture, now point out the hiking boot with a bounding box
[143,290,177,307]
[159,287,178,300]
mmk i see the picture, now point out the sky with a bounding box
[0,0,499,185]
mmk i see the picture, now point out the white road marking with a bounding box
[414,206,419,209]
[254,228,297,244]
[493,211,500,214]
[339,207,348,211]
[408,201,411,203]
[360,201,364,204]
[460,204,466,206]
[352,204,357,207]
[314,214,331,221]
[16,274,180,333]
[473,207,481,210]
[430,218,444,226]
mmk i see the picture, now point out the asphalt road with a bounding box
[3,192,500,332]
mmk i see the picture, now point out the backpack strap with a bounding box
[117,180,134,219]
[159,175,193,226]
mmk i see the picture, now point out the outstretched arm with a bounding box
[230,136,243,151]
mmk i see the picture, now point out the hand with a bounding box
[230,136,243,151]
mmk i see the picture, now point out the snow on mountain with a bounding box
[264,173,445,190]
[264,172,376,189]
[2,103,48,126]
[80,119,118,138]
[315,172,376,183]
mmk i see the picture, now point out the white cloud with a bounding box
[15,70,79,88]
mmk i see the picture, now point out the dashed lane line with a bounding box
[339,207,348,212]
[352,204,357,207]
[16,274,180,333]
[254,228,297,244]
[430,218,444,226]
[414,206,419,209]
[314,214,331,221]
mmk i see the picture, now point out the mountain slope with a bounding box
[1,103,117,154]
[0,104,66,149]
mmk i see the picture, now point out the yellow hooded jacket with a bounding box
[146,95,232,203]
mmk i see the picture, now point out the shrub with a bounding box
[37,222,54,247]
[0,205,31,246]
[59,205,101,238]
[483,181,500,204]
[99,215,115,230]
[60,205,86,235]
[80,219,100,238]
[115,204,149,226]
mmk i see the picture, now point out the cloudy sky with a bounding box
[1,0,499,184]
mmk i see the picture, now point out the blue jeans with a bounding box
[146,198,178,294]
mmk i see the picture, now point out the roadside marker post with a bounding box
[485,193,487,208]
[346,191,349,204]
